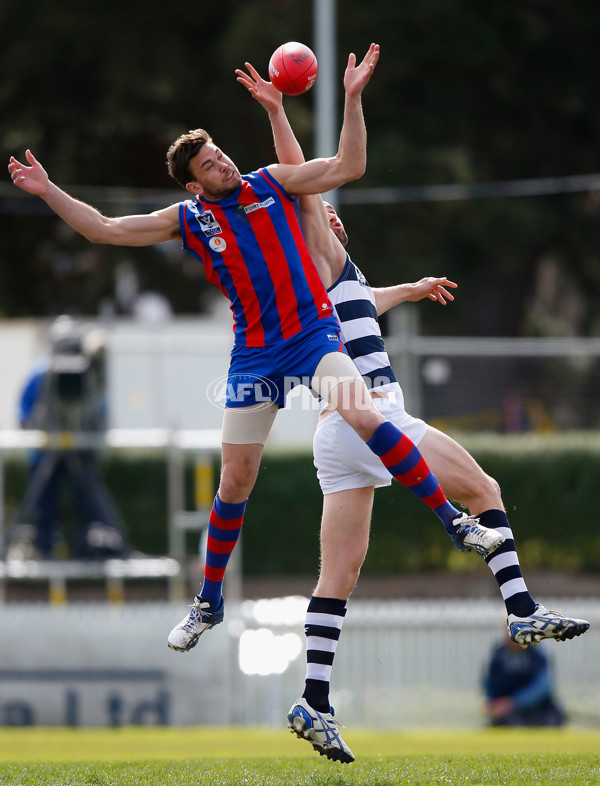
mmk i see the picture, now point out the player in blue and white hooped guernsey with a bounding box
[237,61,590,763]
[308,203,588,743]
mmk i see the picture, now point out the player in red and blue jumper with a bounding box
[8,43,500,657]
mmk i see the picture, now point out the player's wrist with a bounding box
[40,178,57,201]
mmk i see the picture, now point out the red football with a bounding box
[268,42,318,96]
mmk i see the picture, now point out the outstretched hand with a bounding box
[343,43,380,97]
[8,150,49,196]
[411,277,458,305]
[236,62,283,114]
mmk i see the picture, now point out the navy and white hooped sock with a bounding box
[302,596,347,713]
[366,420,460,533]
[200,494,246,608]
[480,509,536,618]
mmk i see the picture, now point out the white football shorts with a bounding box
[313,392,429,495]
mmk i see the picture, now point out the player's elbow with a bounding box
[329,153,366,186]
[353,157,367,179]
[84,217,120,245]
[83,229,108,245]
[343,156,366,182]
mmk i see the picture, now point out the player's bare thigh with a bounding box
[312,352,385,441]
[418,427,502,514]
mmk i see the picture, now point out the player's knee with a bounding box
[319,567,361,599]
[219,459,259,502]
[480,472,501,503]
[488,474,501,500]
[344,547,367,592]
[318,550,365,598]
[346,407,384,442]
[347,565,362,594]
[470,471,502,511]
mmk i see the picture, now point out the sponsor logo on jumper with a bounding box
[209,237,227,253]
[243,197,275,215]
[195,210,222,237]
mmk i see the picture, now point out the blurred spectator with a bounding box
[114,260,173,324]
[132,291,173,324]
[14,316,129,560]
[483,633,566,727]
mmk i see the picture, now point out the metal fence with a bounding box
[1,597,598,729]
[3,318,600,441]
[237,596,600,729]
[387,307,600,432]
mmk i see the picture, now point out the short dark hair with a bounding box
[166,129,213,188]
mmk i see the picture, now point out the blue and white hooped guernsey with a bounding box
[327,255,401,397]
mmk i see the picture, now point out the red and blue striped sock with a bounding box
[200,494,246,608]
[366,420,460,532]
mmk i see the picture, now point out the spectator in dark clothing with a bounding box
[15,316,128,559]
[484,633,566,727]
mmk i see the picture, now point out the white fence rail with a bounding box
[0,598,597,729]
[386,308,600,431]
[3,318,600,443]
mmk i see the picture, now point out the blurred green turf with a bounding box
[1,729,599,785]
[1,726,599,761]
[0,753,599,786]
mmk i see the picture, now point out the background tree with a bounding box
[1,0,600,336]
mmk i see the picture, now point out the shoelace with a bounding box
[466,525,488,545]
[462,518,494,542]
[459,516,480,532]
[183,601,209,630]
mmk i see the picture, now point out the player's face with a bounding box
[187,144,243,199]
[324,203,348,247]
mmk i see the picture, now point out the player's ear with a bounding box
[185,181,203,195]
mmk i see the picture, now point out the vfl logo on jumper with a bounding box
[356,268,368,286]
[243,197,275,215]
[195,210,222,237]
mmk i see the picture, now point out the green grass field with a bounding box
[0,727,598,785]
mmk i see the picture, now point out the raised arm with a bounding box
[8,150,181,246]
[372,277,458,316]
[236,61,345,287]
[236,63,305,166]
[265,43,379,195]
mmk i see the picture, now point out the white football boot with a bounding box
[167,595,224,652]
[450,512,505,557]
[287,697,354,763]
[508,604,590,648]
